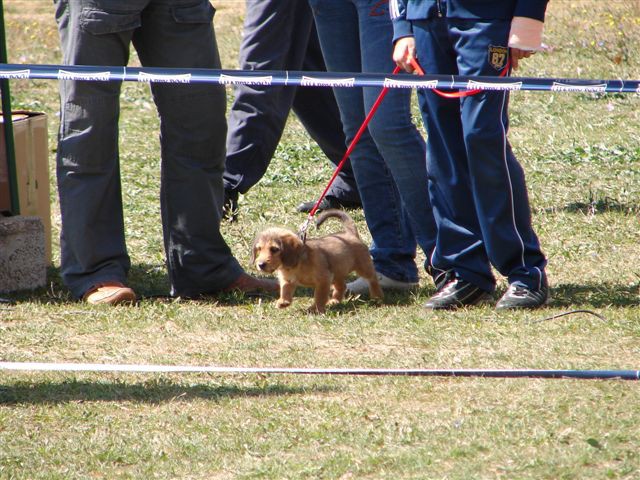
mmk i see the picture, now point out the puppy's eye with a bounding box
[270,246,280,254]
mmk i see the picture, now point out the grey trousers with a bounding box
[55,0,243,298]
[223,0,361,204]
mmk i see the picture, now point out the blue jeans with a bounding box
[308,0,436,283]
[55,0,243,298]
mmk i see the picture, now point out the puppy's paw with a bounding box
[276,298,291,309]
[368,296,384,306]
[327,299,340,307]
[306,304,326,315]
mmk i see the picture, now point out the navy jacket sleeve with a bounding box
[514,0,549,22]
[390,0,413,42]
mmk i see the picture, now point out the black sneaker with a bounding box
[496,280,549,310]
[424,277,492,310]
[223,189,239,222]
[296,195,361,214]
[426,265,454,291]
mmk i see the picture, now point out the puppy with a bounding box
[252,209,383,313]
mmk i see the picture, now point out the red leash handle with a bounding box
[409,57,510,98]
[301,66,402,233]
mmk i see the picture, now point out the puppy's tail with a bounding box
[315,209,360,238]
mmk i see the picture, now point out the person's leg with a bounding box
[354,0,436,264]
[134,0,244,297]
[292,20,361,207]
[54,0,138,298]
[452,19,547,292]
[309,0,419,284]
[414,18,546,309]
[223,0,312,196]
[413,18,497,294]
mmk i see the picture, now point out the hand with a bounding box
[508,16,544,70]
[510,47,535,70]
[393,37,417,73]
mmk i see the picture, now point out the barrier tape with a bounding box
[1,63,639,94]
[1,362,638,380]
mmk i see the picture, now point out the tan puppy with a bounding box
[252,209,383,313]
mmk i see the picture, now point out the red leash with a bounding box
[297,59,510,239]
[298,65,402,239]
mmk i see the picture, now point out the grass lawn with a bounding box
[1,1,639,478]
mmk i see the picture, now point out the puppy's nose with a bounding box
[258,262,268,271]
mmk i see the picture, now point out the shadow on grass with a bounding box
[2,263,279,306]
[563,200,640,214]
[4,268,637,309]
[1,264,169,305]
[0,379,337,405]
[549,282,639,308]
[541,199,640,215]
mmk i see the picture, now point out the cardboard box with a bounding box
[0,113,27,214]
[0,111,52,265]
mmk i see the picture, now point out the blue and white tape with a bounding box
[1,63,639,94]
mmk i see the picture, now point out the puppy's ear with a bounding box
[251,233,262,263]
[280,232,303,268]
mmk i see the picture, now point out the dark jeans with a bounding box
[55,0,243,298]
[223,0,360,205]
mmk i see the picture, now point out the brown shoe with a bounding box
[83,282,137,305]
[223,272,279,295]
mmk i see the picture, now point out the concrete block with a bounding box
[0,215,46,293]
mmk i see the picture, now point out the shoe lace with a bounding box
[426,265,452,288]
[432,279,459,298]
[507,284,531,298]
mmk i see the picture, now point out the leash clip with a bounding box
[297,215,312,243]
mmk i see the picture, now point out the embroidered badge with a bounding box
[488,45,509,71]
